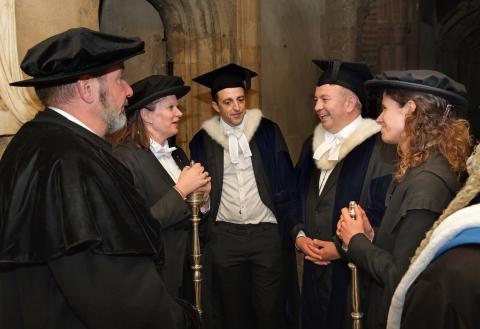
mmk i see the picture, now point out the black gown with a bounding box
[0,108,200,329]
[113,142,193,299]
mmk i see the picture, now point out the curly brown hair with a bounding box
[385,89,472,182]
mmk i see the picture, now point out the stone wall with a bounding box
[261,0,367,162]
[0,0,99,150]
[99,0,260,154]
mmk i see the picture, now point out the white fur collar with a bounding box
[312,118,381,169]
[387,203,480,329]
[201,109,263,150]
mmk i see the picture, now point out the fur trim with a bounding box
[201,109,263,150]
[387,203,480,329]
[312,119,381,170]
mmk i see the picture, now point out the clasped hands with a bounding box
[174,163,211,200]
[297,204,374,266]
[296,236,340,266]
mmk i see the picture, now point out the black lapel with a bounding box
[211,141,224,196]
[172,147,189,169]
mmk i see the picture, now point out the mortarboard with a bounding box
[192,63,257,98]
[313,60,372,104]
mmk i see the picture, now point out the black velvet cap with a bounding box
[125,75,190,118]
[365,70,468,108]
[192,63,257,97]
[10,27,145,87]
[313,60,373,104]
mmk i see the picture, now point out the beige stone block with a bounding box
[15,0,99,61]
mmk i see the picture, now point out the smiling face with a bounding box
[376,92,409,144]
[140,95,183,144]
[212,87,246,127]
[314,84,357,133]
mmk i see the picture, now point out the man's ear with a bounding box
[212,101,220,113]
[345,95,357,113]
[76,77,96,104]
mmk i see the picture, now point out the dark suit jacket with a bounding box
[113,142,191,298]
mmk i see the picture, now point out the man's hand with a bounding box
[296,236,336,266]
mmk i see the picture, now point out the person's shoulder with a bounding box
[422,244,480,284]
[12,120,85,156]
[190,128,209,145]
[258,116,278,130]
[113,142,144,163]
[409,151,458,188]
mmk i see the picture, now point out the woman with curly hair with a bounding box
[336,70,472,329]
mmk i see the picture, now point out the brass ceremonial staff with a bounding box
[347,201,363,329]
[187,191,204,317]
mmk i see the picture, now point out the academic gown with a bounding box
[294,120,396,329]
[0,108,200,329]
[347,150,461,329]
[113,142,192,299]
[189,109,300,329]
[401,244,480,329]
[386,201,480,329]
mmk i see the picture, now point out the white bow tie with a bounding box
[313,135,344,161]
[151,143,177,158]
[224,126,252,164]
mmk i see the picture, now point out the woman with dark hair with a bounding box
[336,70,472,329]
[112,75,211,299]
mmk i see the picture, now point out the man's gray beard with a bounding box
[99,88,127,134]
[105,110,126,134]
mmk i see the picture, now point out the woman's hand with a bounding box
[336,204,370,247]
[175,163,211,197]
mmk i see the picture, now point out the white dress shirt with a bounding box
[149,139,181,183]
[315,115,364,195]
[216,118,277,225]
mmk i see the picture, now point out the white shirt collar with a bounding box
[48,107,94,133]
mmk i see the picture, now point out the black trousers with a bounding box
[208,222,286,329]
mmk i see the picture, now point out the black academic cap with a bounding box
[313,60,373,104]
[125,75,190,118]
[365,70,468,109]
[192,63,257,98]
[10,27,144,87]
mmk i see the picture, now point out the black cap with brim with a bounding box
[313,60,373,104]
[125,75,190,118]
[192,63,257,97]
[365,70,468,108]
[10,27,145,87]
